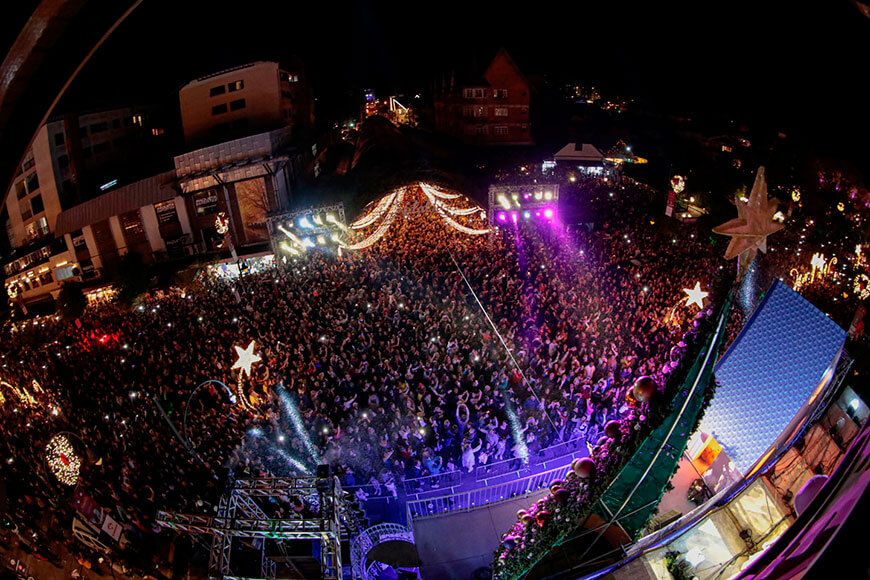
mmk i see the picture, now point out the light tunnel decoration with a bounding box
[345,183,491,250]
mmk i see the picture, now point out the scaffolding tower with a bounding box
[158,476,359,580]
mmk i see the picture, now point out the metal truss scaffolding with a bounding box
[158,476,350,580]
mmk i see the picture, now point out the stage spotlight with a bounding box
[544,208,554,219]
[534,191,543,200]
[316,235,326,245]
[498,213,507,222]
[523,211,530,219]
[544,191,553,200]
[299,216,313,229]
[511,212,518,223]
[313,214,324,225]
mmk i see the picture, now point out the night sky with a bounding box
[5,1,870,171]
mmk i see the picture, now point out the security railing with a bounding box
[406,465,567,521]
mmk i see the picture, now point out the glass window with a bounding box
[228,80,244,92]
[54,133,65,146]
[30,195,44,215]
[90,122,108,133]
[210,85,226,97]
[58,154,70,169]
[25,172,39,194]
[495,107,508,117]
[212,103,228,115]
[230,98,246,111]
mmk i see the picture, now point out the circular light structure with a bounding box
[791,188,801,202]
[671,175,686,193]
[215,212,230,235]
[46,433,81,486]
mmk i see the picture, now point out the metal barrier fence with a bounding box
[400,435,587,496]
[406,465,568,521]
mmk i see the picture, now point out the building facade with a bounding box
[434,49,532,146]
[179,61,314,148]
[1,107,161,305]
[173,127,308,253]
[4,171,192,305]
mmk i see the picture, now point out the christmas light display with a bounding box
[670,175,686,193]
[232,341,261,378]
[45,433,81,485]
[351,192,399,229]
[346,189,406,250]
[0,380,37,406]
[791,188,801,202]
[854,274,870,300]
[215,212,230,235]
[683,282,709,309]
[790,253,838,292]
[712,167,784,280]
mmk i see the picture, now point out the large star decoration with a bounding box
[232,340,261,378]
[712,166,784,278]
[683,282,709,309]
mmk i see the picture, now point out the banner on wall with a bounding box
[235,178,269,242]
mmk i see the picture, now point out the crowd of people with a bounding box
[0,176,727,572]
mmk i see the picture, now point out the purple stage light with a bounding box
[511,212,518,223]
[544,208,554,219]
[535,211,541,217]
[498,212,507,222]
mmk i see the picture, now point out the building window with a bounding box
[112,119,121,129]
[210,85,226,97]
[462,106,474,117]
[230,98,247,111]
[93,141,111,154]
[494,126,508,136]
[521,124,528,132]
[30,194,44,215]
[521,106,529,115]
[212,103,228,115]
[473,106,487,118]
[54,133,65,146]
[57,154,70,169]
[90,122,108,133]
[463,88,472,98]
[79,125,88,136]
[473,126,488,136]
[39,272,53,285]
[228,80,244,92]
[24,217,49,240]
[493,89,508,98]
[474,88,485,98]
[494,107,508,117]
[15,182,27,200]
[280,72,299,83]
[151,128,165,136]
[25,172,39,194]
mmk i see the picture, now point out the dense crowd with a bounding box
[0,178,725,571]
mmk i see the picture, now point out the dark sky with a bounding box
[6,0,869,167]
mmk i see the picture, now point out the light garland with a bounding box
[671,175,686,193]
[791,253,838,292]
[346,189,405,249]
[0,380,37,406]
[46,434,81,486]
[215,212,230,235]
[682,282,709,309]
[420,183,461,199]
[437,207,491,235]
[854,274,870,300]
[351,192,398,229]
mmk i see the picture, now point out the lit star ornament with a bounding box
[712,166,784,280]
[683,282,709,309]
[232,341,261,378]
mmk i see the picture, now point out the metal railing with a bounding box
[406,465,567,521]
[399,435,587,496]
[350,522,416,580]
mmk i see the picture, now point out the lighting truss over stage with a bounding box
[157,476,361,580]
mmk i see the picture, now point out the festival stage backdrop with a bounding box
[699,280,847,473]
